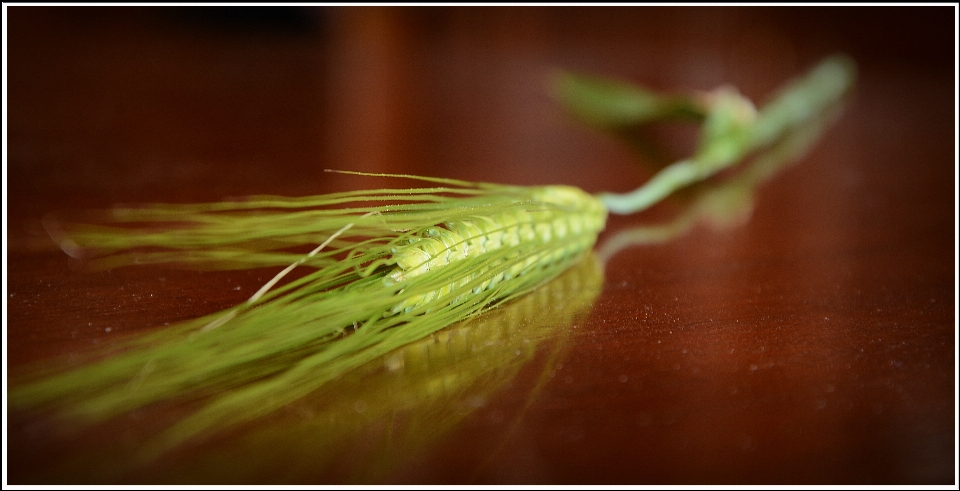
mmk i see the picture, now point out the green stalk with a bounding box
[592,55,856,215]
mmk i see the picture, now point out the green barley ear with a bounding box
[10,176,607,434]
[10,54,855,460]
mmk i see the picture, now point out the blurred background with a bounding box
[5,5,956,485]
[7,6,953,209]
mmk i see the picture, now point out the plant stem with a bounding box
[599,54,856,215]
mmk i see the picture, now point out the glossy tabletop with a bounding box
[5,6,956,485]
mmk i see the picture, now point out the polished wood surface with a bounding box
[6,6,956,484]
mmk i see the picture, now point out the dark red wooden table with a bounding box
[6,6,956,484]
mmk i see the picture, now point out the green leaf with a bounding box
[553,71,704,129]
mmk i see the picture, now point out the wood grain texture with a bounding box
[6,6,955,484]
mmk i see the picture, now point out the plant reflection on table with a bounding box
[21,242,603,484]
[14,78,847,484]
[141,247,606,484]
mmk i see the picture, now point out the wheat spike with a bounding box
[10,54,856,459]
